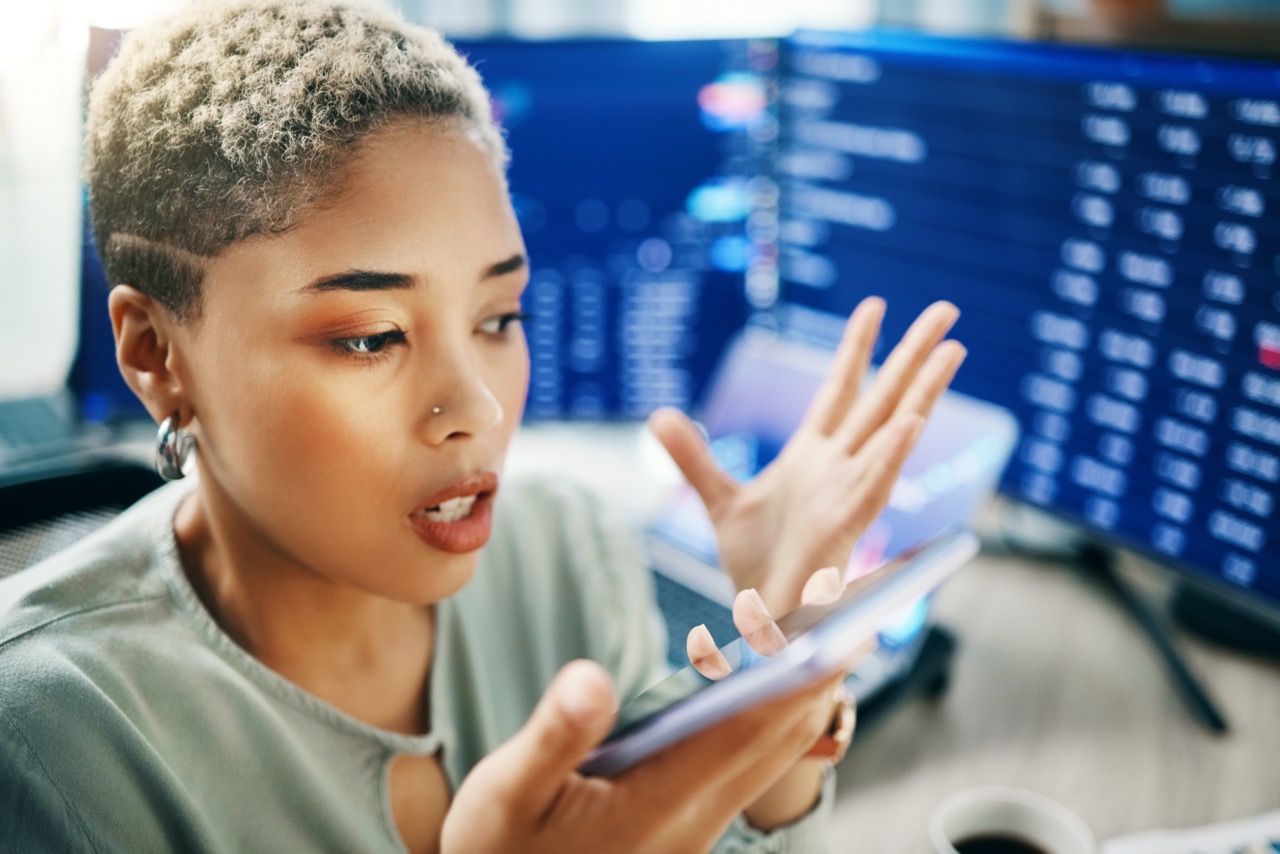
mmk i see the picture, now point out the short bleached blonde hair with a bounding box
[86,0,506,320]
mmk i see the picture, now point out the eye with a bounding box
[478,312,534,335]
[331,330,406,356]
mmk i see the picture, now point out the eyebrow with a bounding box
[300,254,526,295]
[302,271,414,294]
[484,254,527,280]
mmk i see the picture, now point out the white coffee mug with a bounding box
[928,786,1097,854]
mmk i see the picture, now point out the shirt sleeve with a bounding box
[714,766,836,854]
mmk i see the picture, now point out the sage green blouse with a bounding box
[0,477,831,852]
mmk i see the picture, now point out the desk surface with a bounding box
[827,550,1280,851]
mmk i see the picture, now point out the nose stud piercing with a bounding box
[432,406,443,415]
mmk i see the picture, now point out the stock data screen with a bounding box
[455,38,777,419]
[774,30,1280,609]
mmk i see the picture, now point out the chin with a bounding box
[379,550,482,606]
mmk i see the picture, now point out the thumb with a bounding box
[648,407,738,517]
[470,659,617,820]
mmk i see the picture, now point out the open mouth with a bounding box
[414,494,482,524]
[408,472,499,554]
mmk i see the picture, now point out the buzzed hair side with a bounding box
[86,0,506,320]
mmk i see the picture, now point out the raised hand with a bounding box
[441,659,847,853]
[650,298,966,616]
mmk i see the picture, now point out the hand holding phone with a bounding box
[580,527,979,777]
[443,656,851,853]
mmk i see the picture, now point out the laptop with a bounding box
[646,327,1020,701]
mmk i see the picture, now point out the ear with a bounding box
[108,285,191,426]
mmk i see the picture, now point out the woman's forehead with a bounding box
[200,125,523,306]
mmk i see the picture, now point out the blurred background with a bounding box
[4,4,1280,846]
[6,0,1280,612]
[6,0,1280,622]
[6,0,1280,398]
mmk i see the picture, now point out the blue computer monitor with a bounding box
[453,37,775,419]
[772,29,1280,627]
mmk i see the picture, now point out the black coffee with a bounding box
[952,833,1049,854]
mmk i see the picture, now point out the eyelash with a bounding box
[330,330,407,361]
[479,312,535,335]
[329,313,534,362]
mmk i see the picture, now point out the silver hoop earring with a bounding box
[155,413,196,481]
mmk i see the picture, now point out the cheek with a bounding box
[191,339,394,493]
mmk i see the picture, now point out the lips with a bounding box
[409,472,498,554]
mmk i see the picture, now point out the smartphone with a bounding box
[579,526,979,777]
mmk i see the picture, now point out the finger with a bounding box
[648,407,738,518]
[701,717,839,819]
[619,668,846,813]
[800,566,844,607]
[835,301,959,451]
[733,589,789,655]
[858,413,926,492]
[687,624,733,680]
[840,414,926,532]
[801,296,886,436]
[886,339,967,425]
[686,670,852,817]
[472,659,617,821]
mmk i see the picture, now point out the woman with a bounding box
[0,1,965,851]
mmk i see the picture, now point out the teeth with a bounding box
[419,495,477,523]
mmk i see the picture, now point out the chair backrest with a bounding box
[0,460,163,579]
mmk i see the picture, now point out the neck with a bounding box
[173,482,436,735]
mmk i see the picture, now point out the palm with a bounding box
[712,429,876,613]
[651,298,967,615]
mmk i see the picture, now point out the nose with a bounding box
[418,350,505,445]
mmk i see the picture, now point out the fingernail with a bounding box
[687,623,715,657]
[741,588,771,619]
[744,622,790,656]
[691,649,734,681]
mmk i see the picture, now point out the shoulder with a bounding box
[434,473,667,779]
[0,480,189,650]
[489,474,615,539]
[0,481,225,851]
[0,678,98,852]
[0,639,213,853]
[0,634,158,851]
[478,474,645,605]
[0,479,195,739]
[458,473,667,687]
[0,480,190,805]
